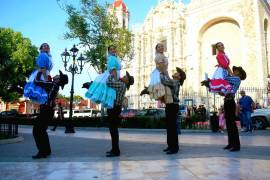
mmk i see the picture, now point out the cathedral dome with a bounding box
[113,0,128,13]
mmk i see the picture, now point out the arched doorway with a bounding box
[197,17,241,109]
[198,18,241,83]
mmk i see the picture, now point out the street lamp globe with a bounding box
[61,48,70,68]
[77,53,86,72]
[70,44,79,57]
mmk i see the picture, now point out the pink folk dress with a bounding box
[209,52,232,94]
[219,112,225,129]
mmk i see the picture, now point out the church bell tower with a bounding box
[108,0,129,29]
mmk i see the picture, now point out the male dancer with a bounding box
[160,67,186,154]
[141,67,186,154]
[32,71,68,159]
[202,66,246,151]
[106,71,134,157]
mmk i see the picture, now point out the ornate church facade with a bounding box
[115,0,270,109]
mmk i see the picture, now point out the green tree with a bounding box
[58,0,133,72]
[57,93,69,101]
[0,28,38,102]
[73,95,83,105]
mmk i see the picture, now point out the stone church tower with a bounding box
[108,0,129,29]
[123,0,270,109]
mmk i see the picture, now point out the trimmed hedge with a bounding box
[0,116,166,129]
[121,116,166,129]
[1,116,210,129]
[0,132,17,139]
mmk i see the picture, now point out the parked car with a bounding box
[54,109,101,118]
[0,110,18,117]
[179,104,188,118]
[136,108,166,120]
[73,109,93,118]
[251,109,270,130]
[92,110,102,117]
[120,109,138,118]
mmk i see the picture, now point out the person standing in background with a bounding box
[239,90,255,132]
[51,102,64,131]
[218,105,225,133]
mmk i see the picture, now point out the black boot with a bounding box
[82,81,93,89]
[140,86,149,96]
[32,152,50,159]
[200,79,210,88]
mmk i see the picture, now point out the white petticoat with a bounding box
[212,67,228,79]
[148,68,165,100]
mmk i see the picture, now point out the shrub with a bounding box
[0,132,17,140]
[121,116,166,129]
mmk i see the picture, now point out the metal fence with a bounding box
[180,87,267,112]
[126,86,267,111]
[0,121,18,138]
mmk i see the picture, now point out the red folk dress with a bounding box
[209,52,232,94]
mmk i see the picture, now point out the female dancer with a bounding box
[147,43,172,103]
[85,45,121,108]
[24,43,53,104]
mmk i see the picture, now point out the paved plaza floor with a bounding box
[1,126,270,180]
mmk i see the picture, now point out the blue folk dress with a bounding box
[85,54,121,109]
[24,52,53,104]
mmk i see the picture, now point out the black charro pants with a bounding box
[165,103,179,151]
[107,105,122,153]
[33,105,53,154]
[224,95,240,149]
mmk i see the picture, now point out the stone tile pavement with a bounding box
[1,126,270,180]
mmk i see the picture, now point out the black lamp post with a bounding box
[61,44,86,133]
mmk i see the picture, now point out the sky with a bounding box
[0,0,190,98]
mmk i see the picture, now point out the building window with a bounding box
[123,19,125,28]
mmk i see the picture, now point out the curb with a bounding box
[78,127,213,133]
[0,136,24,145]
[120,128,212,133]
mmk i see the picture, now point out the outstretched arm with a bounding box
[34,72,53,90]
[227,67,233,76]
[106,75,123,89]
[47,82,59,107]
[225,76,241,94]
[110,69,118,80]
[160,73,174,87]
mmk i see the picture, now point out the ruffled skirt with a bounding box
[148,69,173,103]
[209,79,232,95]
[85,71,116,109]
[210,67,231,94]
[148,68,166,100]
[23,70,48,104]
